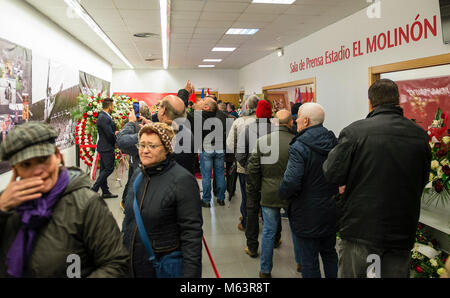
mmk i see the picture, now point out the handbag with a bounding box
[132,172,183,278]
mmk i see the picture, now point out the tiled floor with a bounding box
[101,172,326,278]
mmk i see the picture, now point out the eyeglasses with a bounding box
[136,143,164,150]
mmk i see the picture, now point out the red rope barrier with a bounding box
[202,236,220,278]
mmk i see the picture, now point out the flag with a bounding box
[189,89,196,103]
[310,87,314,102]
[297,88,302,103]
[201,89,205,99]
[295,88,298,103]
[207,88,210,96]
[305,87,310,103]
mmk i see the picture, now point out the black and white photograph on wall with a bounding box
[79,71,111,97]
[0,37,32,175]
[30,58,79,150]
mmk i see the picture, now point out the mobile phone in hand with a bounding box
[133,101,140,118]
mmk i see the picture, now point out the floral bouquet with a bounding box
[410,223,448,278]
[150,99,162,115]
[72,92,133,169]
[423,108,450,207]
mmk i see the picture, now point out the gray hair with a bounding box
[246,95,259,110]
[298,103,325,126]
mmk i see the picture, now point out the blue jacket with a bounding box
[279,124,339,238]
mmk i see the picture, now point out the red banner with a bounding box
[396,76,450,131]
[114,92,177,107]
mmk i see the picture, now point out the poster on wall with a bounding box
[79,71,110,97]
[114,92,176,109]
[0,37,32,175]
[30,58,79,150]
[396,76,450,132]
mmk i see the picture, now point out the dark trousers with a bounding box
[338,239,410,278]
[238,173,247,228]
[226,160,237,198]
[121,162,136,204]
[245,185,281,253]
[294,234,338,278]
[92,150,115,194]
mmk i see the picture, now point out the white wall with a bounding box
[239,0,450,135]
[0,0,113,189]
[112,69,239,94]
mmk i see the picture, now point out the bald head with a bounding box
[159,95,186,122]
[275,109,292,127]
[296,103,325,132]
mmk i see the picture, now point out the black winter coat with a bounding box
[323,104,431,250]
[279,124,339,238]
[122,155,203,278]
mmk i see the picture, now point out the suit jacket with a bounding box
[97,111,116,152]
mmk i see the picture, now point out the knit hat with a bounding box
[256,100,273,119]
[138,122,175,154]
[0,121,58,166]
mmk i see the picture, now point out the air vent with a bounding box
[134,33,158,38]
[145,58,162,62]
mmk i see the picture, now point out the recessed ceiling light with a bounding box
[63,0,133,69]
[198,65,215,68]
[159,0,170,69]
[226,28,259,35]
[212,47,236,52]
[203,59,223,62]
[252,0,296,4]
[134,32,158,38]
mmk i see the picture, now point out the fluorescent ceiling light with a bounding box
[252,0,296,4]
[203,59,223,62]
[226,28,259,35]
[212,47,236,52]
[159,0,170,69]
[198,65,215,68]
[63,0,133,69]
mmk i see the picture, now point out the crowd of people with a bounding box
[0,78,449,278]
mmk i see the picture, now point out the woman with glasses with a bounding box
[121,122,203,278]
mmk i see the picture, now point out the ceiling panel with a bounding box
[113,0,160,10]
[25,0,371,69]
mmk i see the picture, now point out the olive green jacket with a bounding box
[246,126,295,208]
[0,167,129,278]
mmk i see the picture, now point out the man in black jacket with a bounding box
[92,98,118,199]
[189,97,227,207]
[323,79,432,278]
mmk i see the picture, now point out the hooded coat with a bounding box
[279,124,339,238]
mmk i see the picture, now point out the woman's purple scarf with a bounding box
[5,168,69,277]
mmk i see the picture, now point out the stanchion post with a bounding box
[75,144,80,167]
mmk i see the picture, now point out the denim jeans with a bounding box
[238,173,247,228]
[294,234,338,278]
[338,239,410,278]
[260,207,282,274]
[200,151,225,203]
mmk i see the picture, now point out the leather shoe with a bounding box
[102,193,118,199]
[201,201,211,208]
[259,272,272,278]
[237,223,245,231]
[245,246,258,258]
[297,264,302,273]
[216,199,225,206]
[274,239,282,248]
